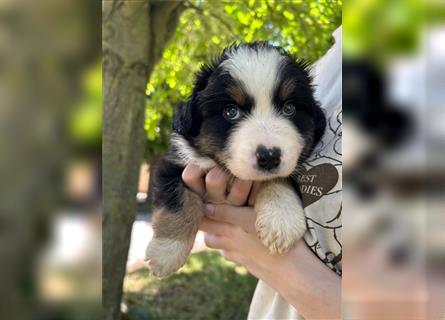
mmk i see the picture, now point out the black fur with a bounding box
[151,153,185,212]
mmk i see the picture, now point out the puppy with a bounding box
[145,43,326,277]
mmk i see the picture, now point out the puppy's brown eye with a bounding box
[223,104,241,121]
[282,104,296,117]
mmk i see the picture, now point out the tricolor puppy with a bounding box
[145,43,326,277]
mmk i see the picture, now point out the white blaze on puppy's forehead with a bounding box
[221,46,284,113]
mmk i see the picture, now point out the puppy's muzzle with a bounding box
[256,145,281,171]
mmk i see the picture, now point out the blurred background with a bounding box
[343,0,445,319]
[0,0,101,319]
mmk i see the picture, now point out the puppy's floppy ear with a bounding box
[172,61,219,137]
[172,101,196,137]
[193,49,229,93]
[193,63,216,93]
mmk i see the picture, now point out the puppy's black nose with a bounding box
[256,145,281,171]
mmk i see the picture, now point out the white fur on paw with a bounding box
[255,205,306,254]
[144,238,191,277]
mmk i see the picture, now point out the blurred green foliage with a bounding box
[70,62,102,155]
[344,0,422,59]
[144,0,342,160]
[344,0,445,60]
[123,250,257,320]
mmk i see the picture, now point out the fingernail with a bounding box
[205,204,215,216]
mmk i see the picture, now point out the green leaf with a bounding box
[224,5,235,14]
[211,36,221,44]
[283,10,295,20]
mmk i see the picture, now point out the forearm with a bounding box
[250,240,341,320]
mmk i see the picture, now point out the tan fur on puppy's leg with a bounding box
[145,237,194,277]
[145,190,203,277]
[254,180,306,254]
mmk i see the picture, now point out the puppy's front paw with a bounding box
[255,205,306,254]
[145,238,191,277]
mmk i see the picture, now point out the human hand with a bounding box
[181,164,283,275]
[181,163,258,205]
[182,164,341,319]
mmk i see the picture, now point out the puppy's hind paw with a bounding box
[144,238,192,277]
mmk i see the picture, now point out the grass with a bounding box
[123,250,257,320]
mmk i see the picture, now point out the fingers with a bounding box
[202,234,240,264]
[248,181,262,206]
[205,167,229,203]
[200,217,233,236]
[226,178,252,206]
[182,164,254,207]
[203,233,229,250]
[204,203,256,234]
[182,164,205,196]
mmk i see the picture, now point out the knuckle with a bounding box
[181,165,199,183]
[204,172,218,187]
[181,170,192,184]
[230,193,244,205]
[213,204,223,216]
[230,184,244,198]
[214,206,229,222]
[204,233,218,248]
[229,181,251,203]
[203,235,213,247]
[205,168,226,187]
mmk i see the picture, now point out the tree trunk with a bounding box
[102,1,184,319]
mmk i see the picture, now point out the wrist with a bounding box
[254,240,312,297]
[246,241,302,292]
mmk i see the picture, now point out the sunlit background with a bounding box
[343,0,445,319]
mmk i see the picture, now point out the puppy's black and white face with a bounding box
[173,43,325,181]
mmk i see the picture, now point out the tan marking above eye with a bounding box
[226,85,246,106]
[280,78,296,100]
